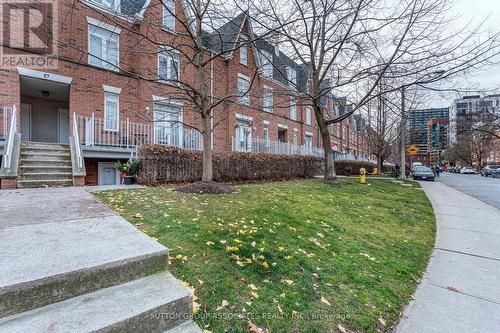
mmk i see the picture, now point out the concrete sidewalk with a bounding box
[396,182,500,333]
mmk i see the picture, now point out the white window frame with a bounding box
[237,73,250,106]
[87,21,120,71]
[263,86,273,113]
[235,118,252,152]
[87,0,120,12]
[163,0,176,31]
[158,48,180,84]
[104,90,120,132]
[153,101,184,147]
[259,50,273,79]
[304,133,313,152]
[290,98,297,120]
[287,66,297,88]
[240,36,248,66]
[263,121,270,148]
[305,106,312,125]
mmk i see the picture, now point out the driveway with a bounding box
[438,172,500,209]
[396,181,500,333]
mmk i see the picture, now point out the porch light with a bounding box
[145,106,151,115]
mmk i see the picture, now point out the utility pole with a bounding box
[400,86,407,179]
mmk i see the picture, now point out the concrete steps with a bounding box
[0,272,192,333]
[0,211,201,332]
[17,142,73,188]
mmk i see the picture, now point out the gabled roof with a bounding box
[204,12,309,92]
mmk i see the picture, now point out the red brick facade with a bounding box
[0,0,372,185]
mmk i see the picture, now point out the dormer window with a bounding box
[287,67,297,89]
[91,0,119,10]
[259,50,273,79]
[240,36,248,66]
[163,0,175,30]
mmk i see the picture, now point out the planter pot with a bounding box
[124,176,134,185]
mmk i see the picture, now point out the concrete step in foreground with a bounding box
[0,212,201,332]
[0,272,192,333]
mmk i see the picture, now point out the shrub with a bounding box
[335,160,376,176]
[137,145,324,185]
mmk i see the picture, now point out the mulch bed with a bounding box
[174,181,236,194]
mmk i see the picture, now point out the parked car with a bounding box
[460,166,475,174]
[493,169,500,178]
[413,166,435,181]
[481,165,500,177]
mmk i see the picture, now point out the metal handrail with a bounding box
[2,105,17,170]
[73,112,84,170]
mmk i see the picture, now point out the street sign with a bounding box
[406,145,420,156]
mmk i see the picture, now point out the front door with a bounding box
[20,103,32,141]
[58,108,69,144]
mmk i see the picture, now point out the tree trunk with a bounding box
[377,155,383,175]
[319,119,336,180]
[201,114,213,182]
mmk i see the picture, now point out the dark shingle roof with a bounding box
[204,12,309,92]
[205,13,247,56]
[121,0,147,16]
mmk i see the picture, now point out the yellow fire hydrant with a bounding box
[359,167,366,184]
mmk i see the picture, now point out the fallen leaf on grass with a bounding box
[248,320,269,333]
[216,299,229,311]
[378,318,386,326]
[320,296,331,306]
[338,324,347,333]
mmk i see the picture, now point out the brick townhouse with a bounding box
[0,0,372,188]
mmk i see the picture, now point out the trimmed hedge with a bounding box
[335,160,376,176]
[137,145,324,185]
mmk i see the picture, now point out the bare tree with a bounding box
[364,90,400,173]
[256,0,500,180]
[58,0,282,182]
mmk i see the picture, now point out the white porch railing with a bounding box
[73,112,84,170]
[1,105,12,140]
[1,105,17,170]
[77,114,202,151]
[231,137,377,163]
[232,137,324,157]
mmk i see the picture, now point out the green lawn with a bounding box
[95,179,435,333]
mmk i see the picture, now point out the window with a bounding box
[290,98,297,120]
[263,122,269,148]
[88,24,119,70]
[263,87,273,113]
[163,0,175,30]
[240,36,248,66]
[305,106,312,125]
[304,134,313,152]
[154,103,182,147]
[237,74,250,106]
[90,0,119,10]
[158,50,180,83]
[287,67,297,88]
[235,119,252,152]
[104,92,119,131]
[259,50,272,78]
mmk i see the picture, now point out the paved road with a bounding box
[437,172,500,209]
[396,181,500,333]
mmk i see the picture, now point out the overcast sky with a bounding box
[426,0,500,108]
